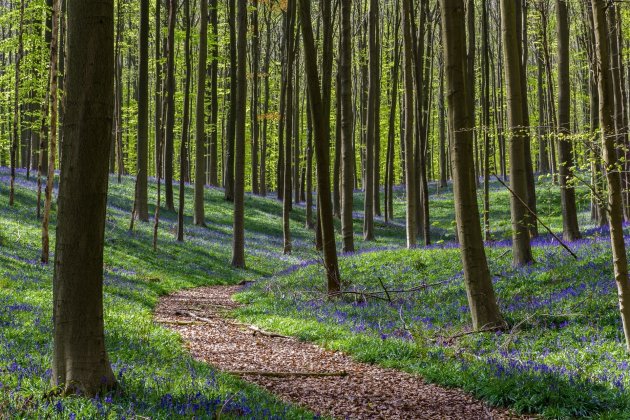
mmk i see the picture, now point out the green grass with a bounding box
[0,165,605,418]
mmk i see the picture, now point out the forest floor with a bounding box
[155,285,523,419]
[0,167,626,418]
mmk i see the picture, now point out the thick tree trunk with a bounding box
[591,0,630,352]
[52,0,116,395]
[441,0,503,330]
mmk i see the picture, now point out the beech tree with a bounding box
[500,0,533,266]
[441,0,503,331]
[52,0,116,395]
[591,0,630,352]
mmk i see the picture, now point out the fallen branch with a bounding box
[377,277,393,303]
[493,174,578,260]
[176,311,215,323]
[227,370,348,378]
[248,325,291,339]
[160,320,203,326]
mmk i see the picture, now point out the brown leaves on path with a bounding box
[155,286,527,419]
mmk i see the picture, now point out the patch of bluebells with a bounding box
[242,225,630,415]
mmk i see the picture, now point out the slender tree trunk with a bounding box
[340,0,355,252]
[300,0,341,295]
[10,0,24,207]
[402,0,416,248]
[251,2,260,196]
[208,0,219,187]
[556,0,580,241]
[231,0,247,268]
[52,0,116,395]
[177,0,192,242]
[164,0,176,211]
[283,0,296,255]
[363,0,378,241]
[500,0,533,266]
[41,0,60,264]
[133,0,150,222]
[194,0,208,226]
[225,0,236,202]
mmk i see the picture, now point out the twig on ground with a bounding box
[248,325,291,339]
[227,370,348,378]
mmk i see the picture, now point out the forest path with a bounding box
[155,285,527,419]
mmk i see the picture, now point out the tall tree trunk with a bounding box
[556,0,580,241]
[300,0,341,295]
[164,0,176,211]
[500,0,533,266]
[134,0,150,222]
[154,0,161,177]
[283,0,296,255]
[364,0,378,241]
[208,0,219,187]
[52,0,116,395]
[591,0,630,352]
[440,0,503,331]
[402,0,416,248]
[194,0,208,226]
[225,0,236,202]
[10,0,24,206]
[231,0,247,268]
[41,0,60,264]
[177,0,192,242]
[340,0,355,252]
[251,1,260,195]
[518,0,538,238]
[481,0,491,240]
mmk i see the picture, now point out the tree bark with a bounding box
[194,0,208,226]
[402,0,416,248]
[556,0,580,241]
[340,0,355,253]
[52,0,116,395]
[500,0,533,266]
[591,0,630,352]
[231,0,247,268]
[300,0,341,294]
[164,0,176,211]
[134,0,150,222]
[440,0,503,330]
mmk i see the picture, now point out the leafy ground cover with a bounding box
[235,222,630,417]
[0,165,605,418]
[0,167,340,418]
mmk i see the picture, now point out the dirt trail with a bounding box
[155,285,526,419]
